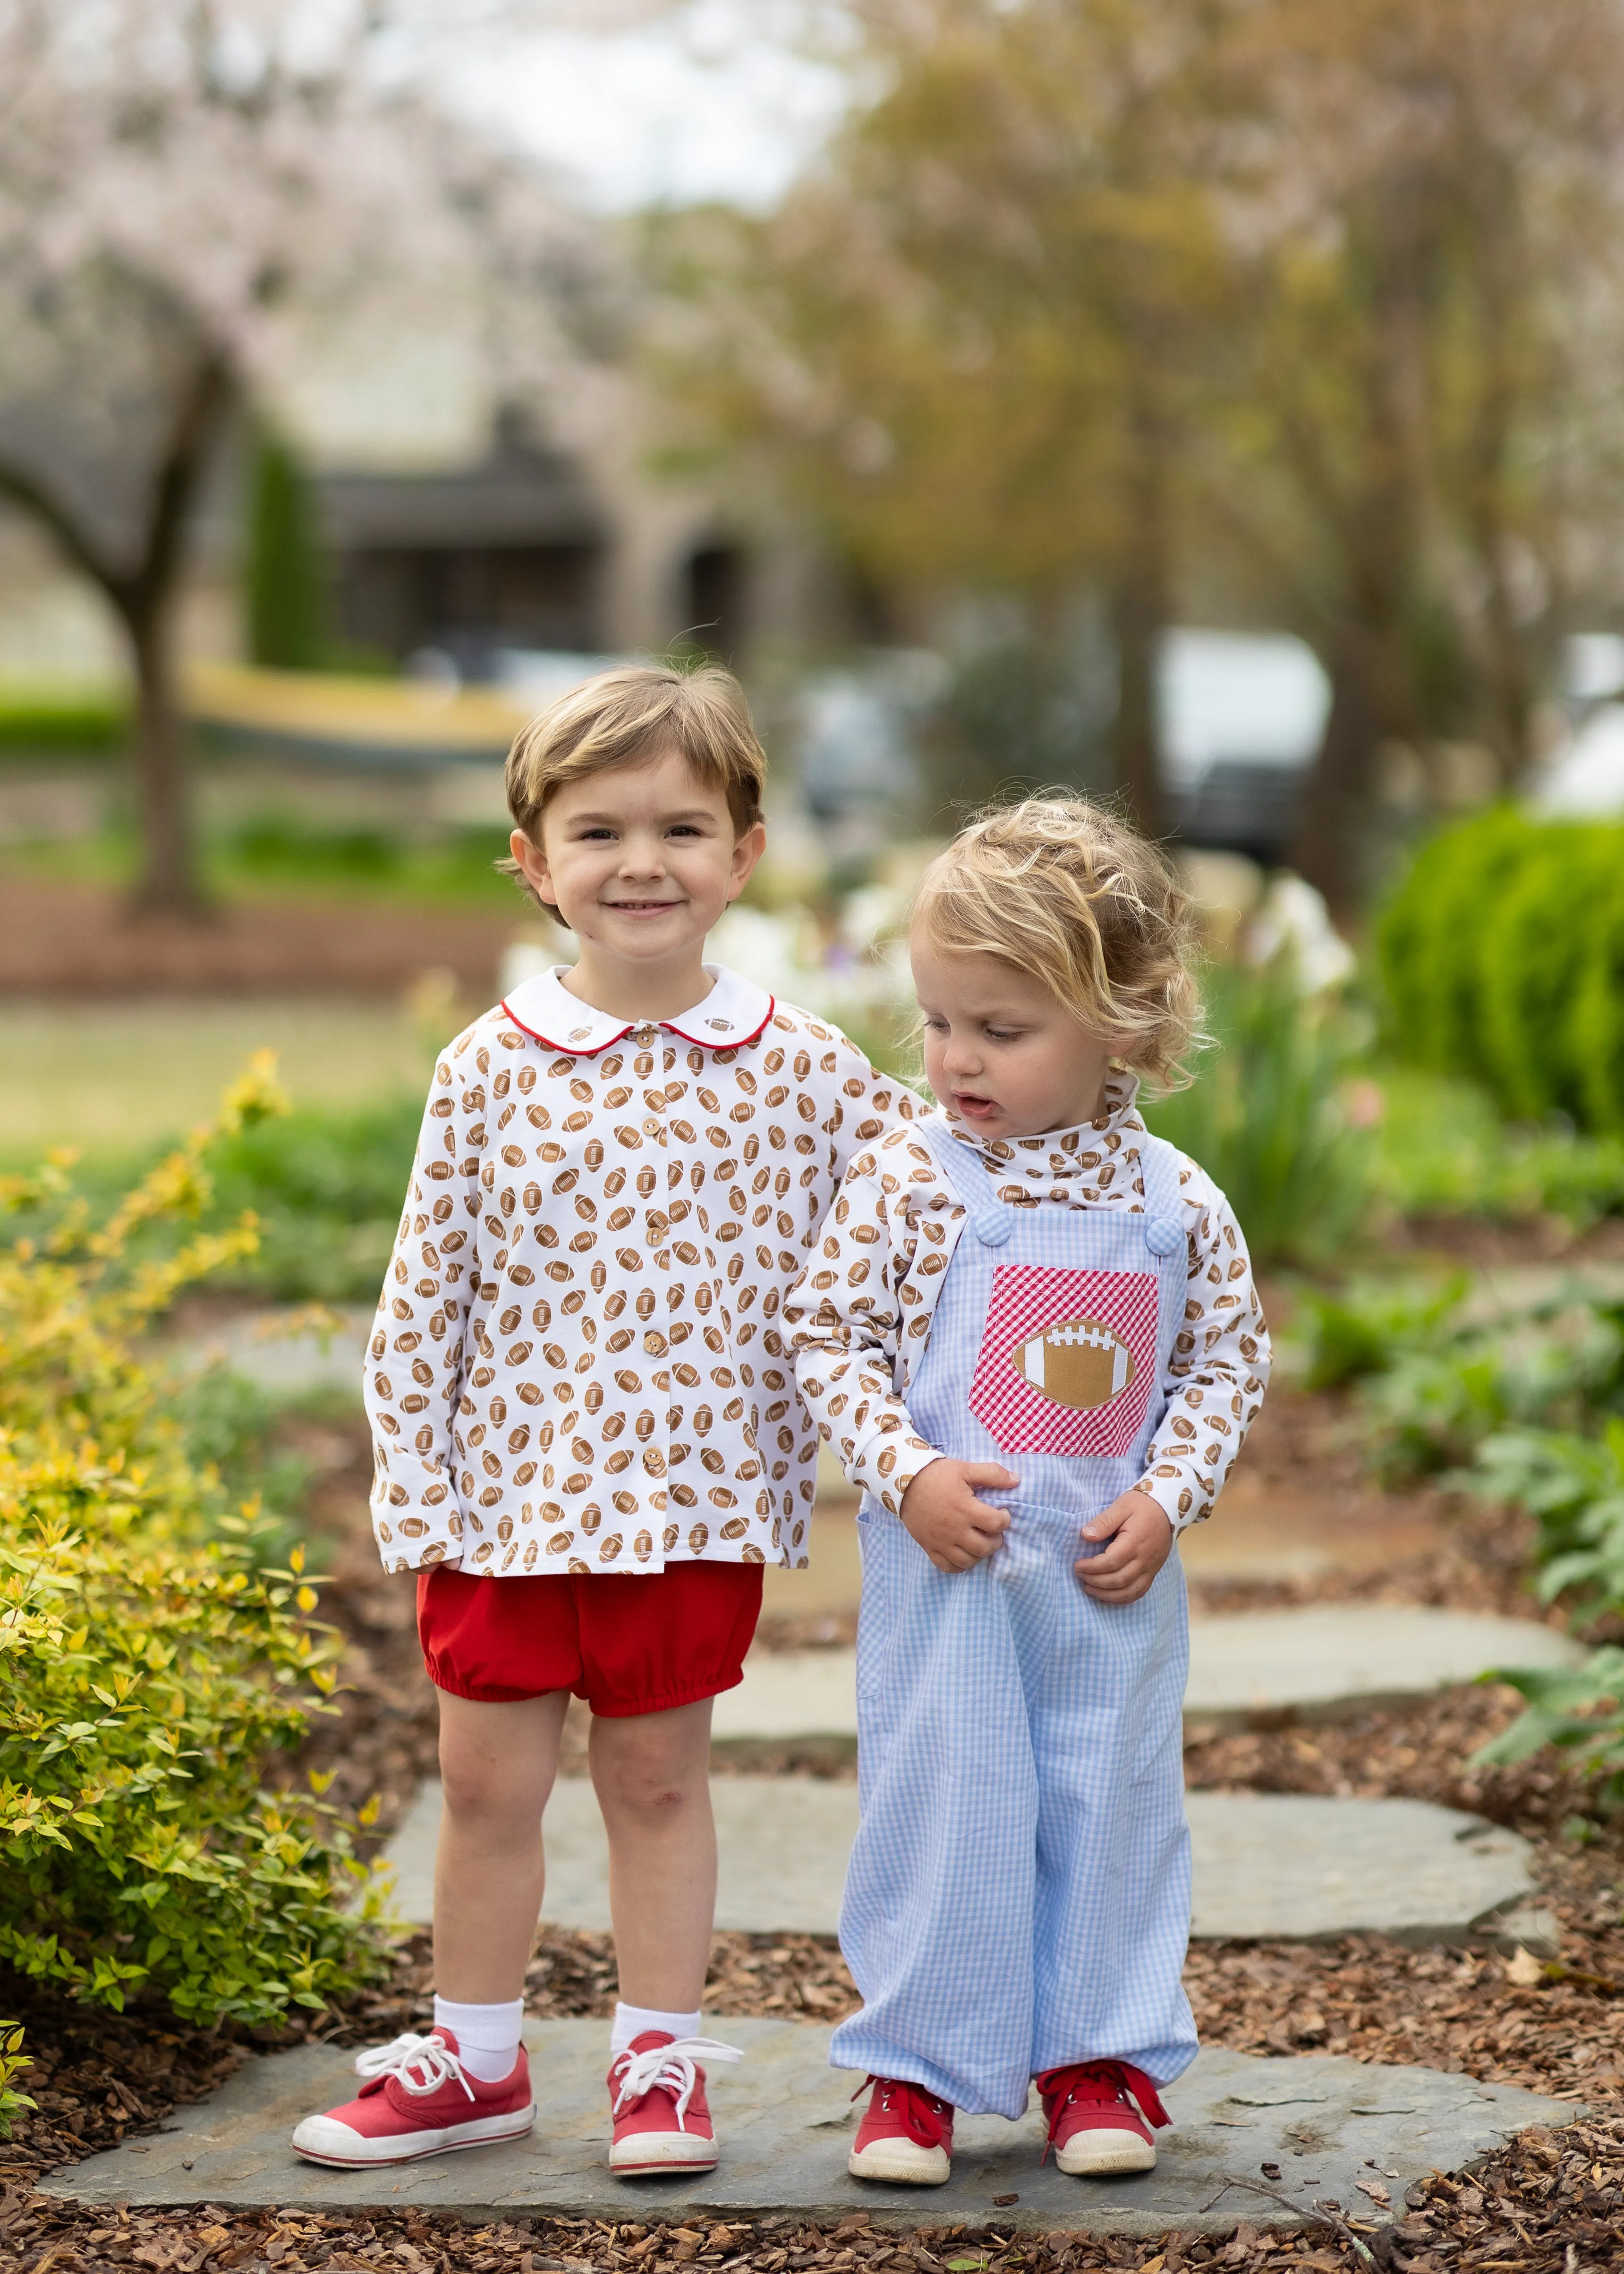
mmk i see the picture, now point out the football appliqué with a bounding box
[1011,1315,1134,1412]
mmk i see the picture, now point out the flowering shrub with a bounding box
[0,1060,390,2025]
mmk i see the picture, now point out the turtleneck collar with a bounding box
[940,1070,1146,1180]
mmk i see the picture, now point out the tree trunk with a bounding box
[1289,628,1382,920]
[0,346,230,919]
[1107,409,1169,840]
[1108,568,1165,840]
[125,601,204,918]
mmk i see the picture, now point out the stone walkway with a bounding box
[41,2021,1579,2235]
[130,1304,1581,2232]
[379,1779,1553,1952]
[715,1607,1580,1742]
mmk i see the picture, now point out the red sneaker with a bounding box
[290,2029,534,2167]
[607,2031,742,2174]
[1035,2059,1169,2176]
[847,2075,954,2185]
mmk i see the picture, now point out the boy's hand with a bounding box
[1076,1490,1175,1603]
[899,1458,1017,1573]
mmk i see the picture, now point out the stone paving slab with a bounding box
[1182,1793,1551,1948]
[378,1780,1551,1952]
[41,2020,1580,2235]
[719,1609,1581,1744]
[381,1777,862,1936]
[1181,1606,1581,1729]
[169,1308,372,1397]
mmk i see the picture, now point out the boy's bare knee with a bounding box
[593,1755,705,1829]
[438,1733,552,1831]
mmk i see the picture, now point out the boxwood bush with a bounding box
[1378,809,1624,1133]
[0,1063,390,2025]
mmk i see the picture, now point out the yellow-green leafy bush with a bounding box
[0,2021,35,2138]
[0,1061,390,2025]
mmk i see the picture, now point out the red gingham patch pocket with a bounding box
[967,1264,1160,1457]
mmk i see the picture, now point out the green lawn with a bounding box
[0,998,438,1166]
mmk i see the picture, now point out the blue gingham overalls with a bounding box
[830,1113,1197,2120]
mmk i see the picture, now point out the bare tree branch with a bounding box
[0,454,122,600]
[126,349,234,625]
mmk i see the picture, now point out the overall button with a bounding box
[644,1117,660,1135]
[634,1023,658,1046]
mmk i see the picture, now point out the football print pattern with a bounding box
[788,1084,1272,1528]
[969,1264,1160,1457]
[366,968,916,1577]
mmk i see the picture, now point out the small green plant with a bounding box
[0,2022,36,2139]
[1291,1281,1624,1482]
[1472,1648,1624,1807]
[1295,1274,1469,1390]
[1374,1067,1624,1229]
[1470,1420,1624,1618]
[1142,958,1375,1264]
[1466,1416,1624,1807]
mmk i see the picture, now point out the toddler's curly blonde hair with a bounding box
[911,797,1204,1090]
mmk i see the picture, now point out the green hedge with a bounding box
[1378,809,1624,1133]
[0,691,128,751]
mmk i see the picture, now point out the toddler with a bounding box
[291,664,915,2175]
[787,799,1270,2185]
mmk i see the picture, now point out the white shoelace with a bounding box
[354,2031,476,2104]
[612,2036,743,2128]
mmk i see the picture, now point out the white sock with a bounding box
[611,2002,703,2058]
[433,1995,524,2082]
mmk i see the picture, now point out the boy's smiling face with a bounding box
[912,937,1122,1141]
[509,748,765,1017]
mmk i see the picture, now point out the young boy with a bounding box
[291,664,915,2174]
[787,799,1270,2186]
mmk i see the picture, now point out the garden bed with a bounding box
[0,876,514,997]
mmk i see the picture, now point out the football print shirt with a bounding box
[366,964,917,1576]
[786,1076,1271,1531]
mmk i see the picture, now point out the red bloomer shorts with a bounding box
[416,1559,764,1716]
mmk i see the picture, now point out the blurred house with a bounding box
[319,416,609,669]
[315,409,783,676]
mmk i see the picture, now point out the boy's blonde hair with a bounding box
[911,797,1203,1090]
[501,663,765,912]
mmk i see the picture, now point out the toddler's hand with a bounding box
[899,1459,1017,1573]
[1076,1489,1174,1603]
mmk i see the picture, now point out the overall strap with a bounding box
[1137,1132,1187,1258]
[918,1115,1016,1247]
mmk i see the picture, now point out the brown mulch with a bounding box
[0,876,512,997]
[3,2124,1623,2274]
[1183,1686,1597,1841]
